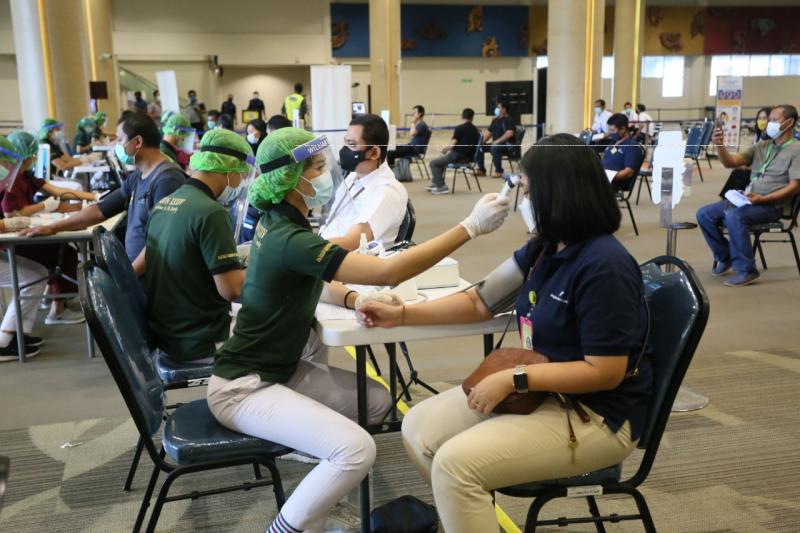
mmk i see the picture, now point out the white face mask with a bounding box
[594,107,602,115]
[218,173,245,206]
[246,132,258,144]
[766,120,785,140]
[518,197,536,232]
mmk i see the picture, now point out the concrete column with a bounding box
[44,0,92,140]
[546,0,605,134]
[368,0,401,122]
[612,0,644,111]
[9,0,53,130]
[84,0,121,127]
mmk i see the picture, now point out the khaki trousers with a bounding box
[401,387,637,533]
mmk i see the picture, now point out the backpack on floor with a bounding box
[395,158,413,183]
[370,495,438,533]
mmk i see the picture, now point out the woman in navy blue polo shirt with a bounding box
[358,133,652,533]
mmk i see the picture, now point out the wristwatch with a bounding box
[513,365,529,393]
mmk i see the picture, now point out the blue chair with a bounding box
[447,134,484,194]
[684,126,705,183]
[408,128,433,180]
[92,227,214,491]
[496,256,710,533]
[78,262,290,533]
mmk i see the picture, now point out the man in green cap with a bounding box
[161,114,194,170]
[143,128,253,363]
[74,116,97,154]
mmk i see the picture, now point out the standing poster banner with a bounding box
[715,75,743,151]
[311,65,352,151]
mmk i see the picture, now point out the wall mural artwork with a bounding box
[330,3,529,58]
[660,32,683,52]
[647,7,663,27]
[704,6,800,55]
[690,12,705,38]
[466,6,484,33]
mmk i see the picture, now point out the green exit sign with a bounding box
[462,78,473,83]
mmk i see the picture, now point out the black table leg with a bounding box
[8,245,26,363]
[386,343,398,422]
[483,333,494,356]
[355,345,370,533]
[77,242,95,358]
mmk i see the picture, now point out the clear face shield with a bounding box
[176,127,198,153]
[0,146,24,193]
[258,135,354,228]
[195,144,258,242]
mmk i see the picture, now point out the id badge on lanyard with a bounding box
[520,290,536,350]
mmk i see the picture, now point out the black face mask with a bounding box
[339,145,371,173]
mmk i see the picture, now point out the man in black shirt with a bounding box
[427,108,481,194]
[221,94,237,124]
[386,105,431,176]
[247,91,265,120]
[477,98,516,178]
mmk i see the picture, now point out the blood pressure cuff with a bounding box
[474,256,525,315]
[97,187,128,218]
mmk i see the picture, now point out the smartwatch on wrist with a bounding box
[513,365,529,393]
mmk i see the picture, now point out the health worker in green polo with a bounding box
[160,114,195,170]
[144,129,253,363]
[207,127,511,533]
[73,116,97,154]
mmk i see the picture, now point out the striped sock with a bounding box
[267,513,302,533]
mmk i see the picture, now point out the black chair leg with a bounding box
[253,464,263,480]
[626,199,639,236]
[586,496,607,533]
[261,458,287,508]
[475,169,483,192]
[627,488,657,533]
[144,468,181,533]
[753,235,767,270]
[694,156,704,182]
[463,168,472,191]
[124,437,145,492]
[366,345,382,376]
[133,460,162,533]
[450,168,456,194]
[790,232,800,276]
[524,494,555,533]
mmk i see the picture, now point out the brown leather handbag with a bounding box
[462,347,550,414]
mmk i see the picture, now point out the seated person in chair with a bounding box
[22,113,187,268]
[476,98,516,178]
[696,104,800,287]
[319,113,408,249]
[427,107,481,195]
[5,131,96,325]
[386,104,431,179]
[208,127,510,533]
[357,134,651,533]
[73,116,97,155]
[601,113,645,192]
[142,129,252,363]
[38,119,82,176]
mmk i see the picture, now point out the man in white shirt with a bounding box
[320,114,408,249]
[636,103,656,140]
[591,99,613,136]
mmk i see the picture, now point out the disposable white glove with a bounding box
[4,217,31,231]
[42,196,60,212]
[237,243,251,267]
[459,193,510,239]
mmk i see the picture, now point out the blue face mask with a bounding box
[114,138,138,166]
[494,107,501,117]
[218,173,245,206]
[300,171,334,209]
[207,120,216,130]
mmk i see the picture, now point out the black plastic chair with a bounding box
[411,129,433,180]
[614,145,646,237]
[497,256,709,533]
[78,262,290,533]
[502,125,526,173]
[447,134,484,194]
[751,194,800,276]
[92,227,215,491]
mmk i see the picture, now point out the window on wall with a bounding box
[640,56,685,97]
[601,57,614,79]
[708,55,800,96]
[662,56,685,97]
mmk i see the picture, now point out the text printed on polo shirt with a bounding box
[316,242,334,263]
[253,224,267,248]
[153,197,187,213]
[550,291,569,304]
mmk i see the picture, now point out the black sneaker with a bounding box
[12,333,44,347]
[0,341,40,362]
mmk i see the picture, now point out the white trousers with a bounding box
[207,331,391,532]
[0,255,47,333]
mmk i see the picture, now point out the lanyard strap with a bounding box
[325,177,366,225]
[755,139,794,179]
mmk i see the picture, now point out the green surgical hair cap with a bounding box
[189,129,254,174]
[8,131,39,159]
[248,127,315,209]
[163,114,192,137]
